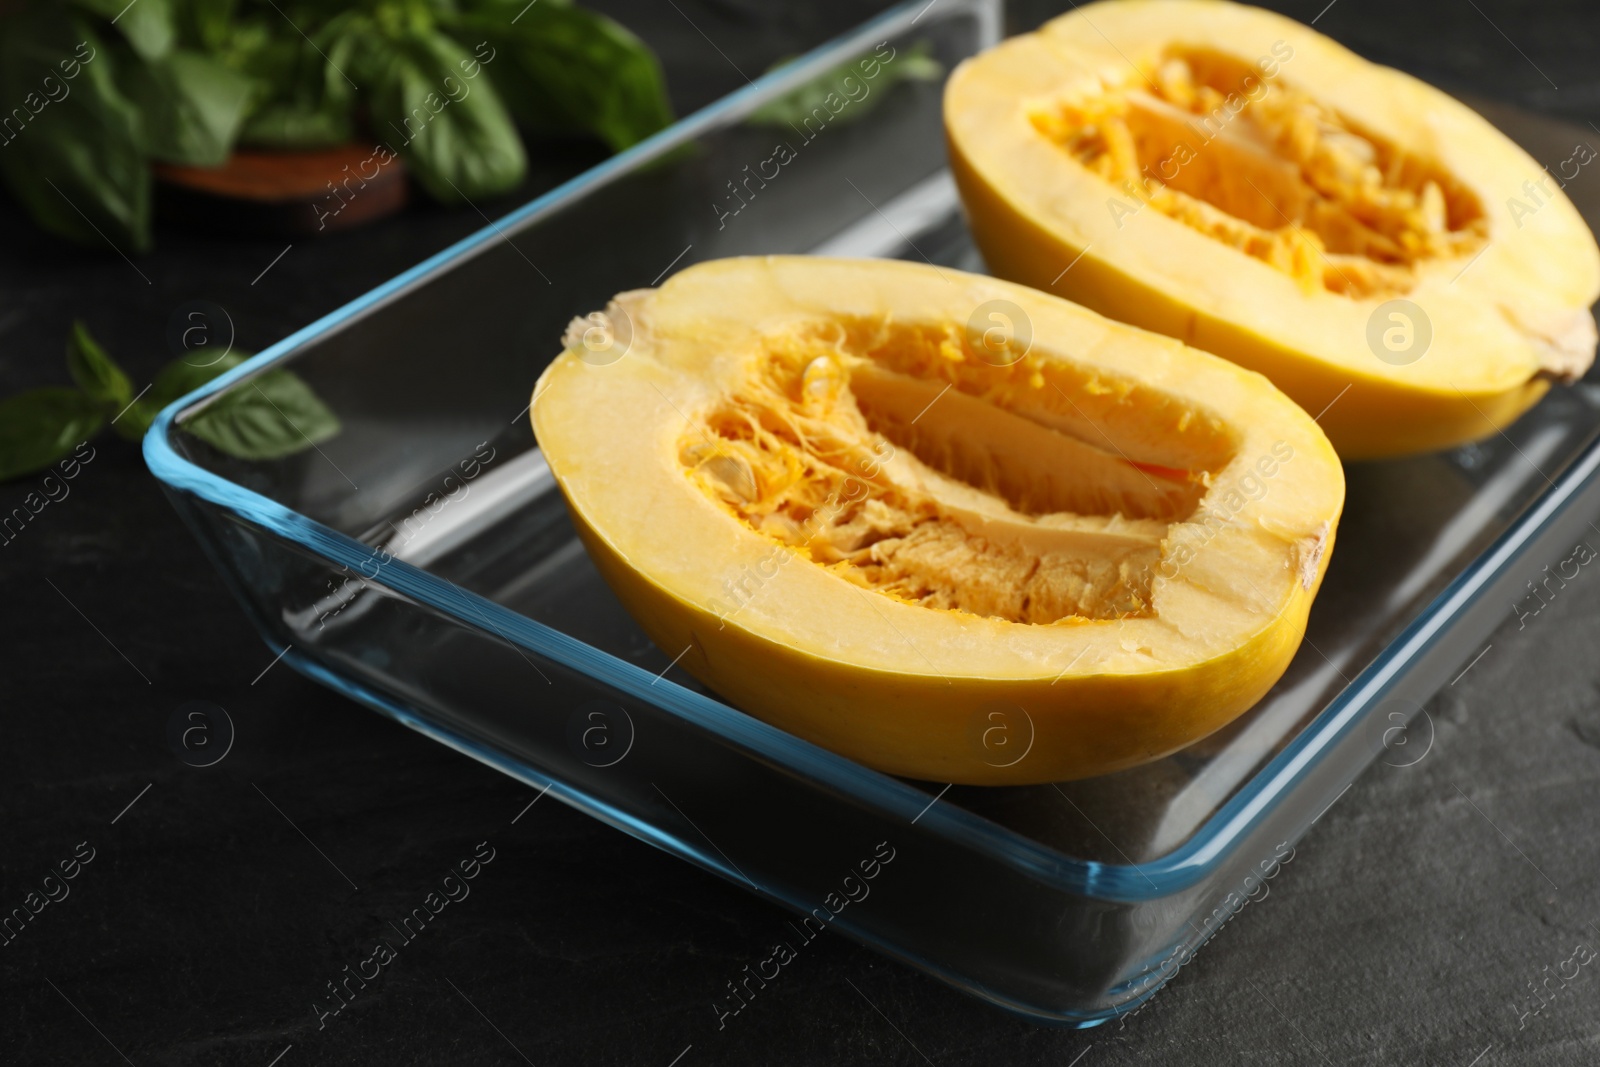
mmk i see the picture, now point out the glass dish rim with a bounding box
[141,0,1600,903]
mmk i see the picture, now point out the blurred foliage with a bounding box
[0,0,675,249]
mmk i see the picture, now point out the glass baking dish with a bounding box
[143,0,1600,1026]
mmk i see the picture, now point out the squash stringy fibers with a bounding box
[679,323,1216,623]
[1030,50,1490,298]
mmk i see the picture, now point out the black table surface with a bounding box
[5,1,1600,1064]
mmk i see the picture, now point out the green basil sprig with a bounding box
[0,321,340,481]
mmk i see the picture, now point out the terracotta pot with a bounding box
[154,142,408,238]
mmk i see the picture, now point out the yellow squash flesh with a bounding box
[532,256,1344,784]
[945,0,1600,458]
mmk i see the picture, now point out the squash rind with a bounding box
[944,0,1600,458]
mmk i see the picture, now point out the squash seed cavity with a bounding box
[680,320,1233,624]
[1030,48,1488,298]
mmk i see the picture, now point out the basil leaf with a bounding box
[368,30,525,202]
[65,320,133,409]
[151,349,247,408]
[238,98,352,149]
[176,0,239,54]
[449,1,673,152]
[227,16,355,150]
[748,40,943,129]
[0,12,151,250]
[119,48,255,166]
[102,348,250,439]
[72,0,174,61]
[182,369,341,461]
[0,388,104,482]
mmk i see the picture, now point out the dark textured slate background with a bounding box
[3,1,1600,1063]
